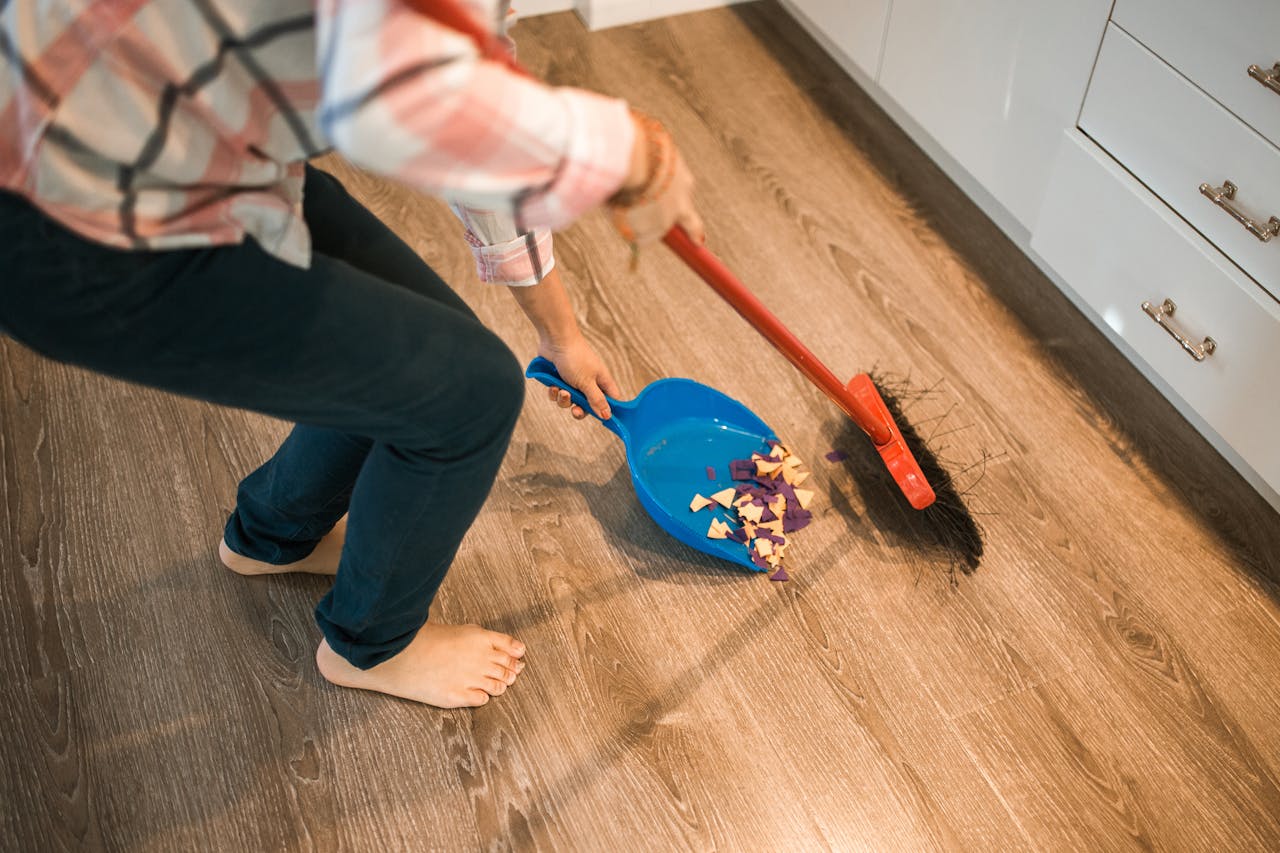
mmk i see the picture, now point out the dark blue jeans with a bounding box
[0,167,524,669]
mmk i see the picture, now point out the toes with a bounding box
[486,664,518,685]
[481,677,507,696]
[492,633,526,658]
[458,689,490,707]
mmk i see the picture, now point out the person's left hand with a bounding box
[538,335,622,421]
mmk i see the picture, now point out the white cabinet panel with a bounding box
[878,0,1111,229]
[1033,132,1280,494]
[783,0,891,79]
[1113,0,1280,150]
[1080,25,1280,301]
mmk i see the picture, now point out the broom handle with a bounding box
[397,0,892,444]
[663,227,893,445]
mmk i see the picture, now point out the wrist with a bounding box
[620,112,649,193]
[537,325,585,353]
[610,110,664,205]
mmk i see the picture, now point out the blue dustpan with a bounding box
[526,357,778,572]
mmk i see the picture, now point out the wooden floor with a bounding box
[4,4,1280,850]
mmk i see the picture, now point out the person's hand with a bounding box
[608,111,705,246]
[538,335,622,421]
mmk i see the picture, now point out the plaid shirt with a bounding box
[0,0,634,284]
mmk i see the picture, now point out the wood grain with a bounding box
[2,4,1279,849]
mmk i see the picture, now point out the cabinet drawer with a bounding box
[1032,131,1280,494]
[1112,0,1280,150]
[1080,25,1280,301]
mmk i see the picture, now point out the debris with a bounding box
[691,440,817,577]
[824,449,848,463]
[709,487,737,508]
[755,459,784,476]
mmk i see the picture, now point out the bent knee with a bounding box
[472,331,525,429]
[435,328,524,450]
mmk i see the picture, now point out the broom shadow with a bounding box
[823,369,995,586]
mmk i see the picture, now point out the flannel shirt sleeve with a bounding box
[447,202,555,286]
[316,0,634,239]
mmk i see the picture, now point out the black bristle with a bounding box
[834,372,989,585]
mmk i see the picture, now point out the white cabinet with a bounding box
[1033,131,1280,493]
[876,0,1111,229]
[782,0,891,80]
[1080,26,1280,300]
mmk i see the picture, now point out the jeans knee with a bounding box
[482,335,525,428]
[448,329,524,450]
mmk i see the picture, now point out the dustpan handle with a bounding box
[662,227,893,445]
[525,357,626,438]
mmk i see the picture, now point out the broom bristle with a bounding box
[837,372,988,584]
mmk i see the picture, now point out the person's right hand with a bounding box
[608,111,705,246]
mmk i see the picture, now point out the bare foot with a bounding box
[219,516,347,576]
[315,623,526,708]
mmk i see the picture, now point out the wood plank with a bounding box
[2,4,1278,849]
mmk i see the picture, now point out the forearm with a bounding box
[507,266,581,346]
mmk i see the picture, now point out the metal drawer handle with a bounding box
[1199,180,1280,242]
[1141,298,1216,362]
[1248,62,1280,95]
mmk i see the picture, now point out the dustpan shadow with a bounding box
[507,443,753,586]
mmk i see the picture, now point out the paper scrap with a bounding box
[709,487,737,508]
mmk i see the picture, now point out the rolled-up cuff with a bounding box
[464,226,556,286]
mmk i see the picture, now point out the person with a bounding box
[0,0,704,708]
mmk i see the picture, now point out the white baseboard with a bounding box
[518,0,752,33]
[514,0,575,17]
[576,0,753,31]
